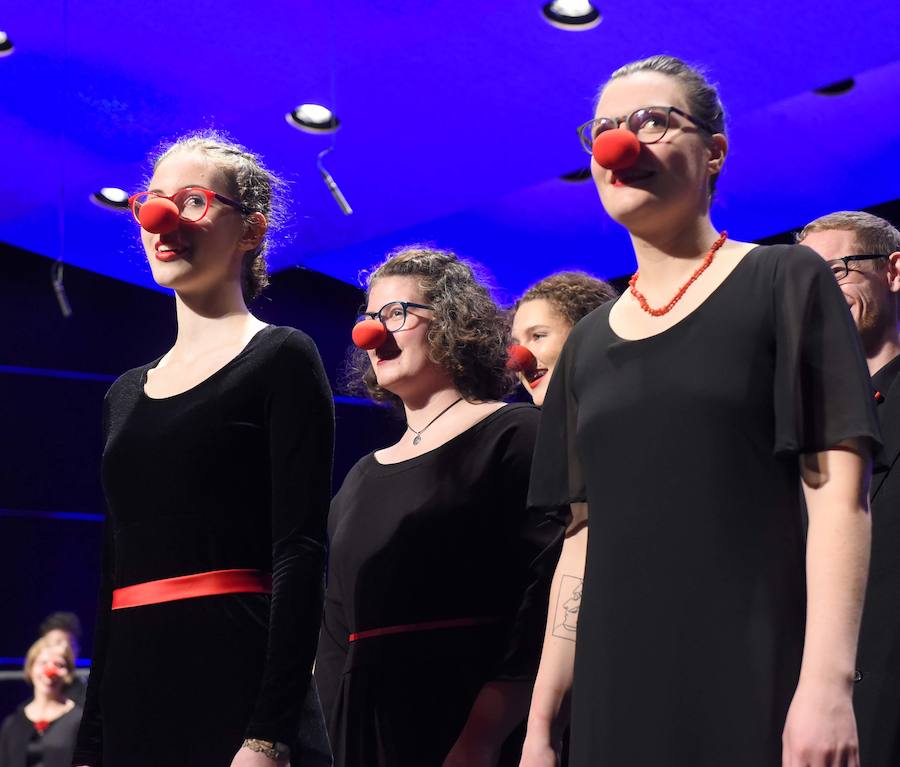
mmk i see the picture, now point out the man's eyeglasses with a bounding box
[825,254,889,281]
[128,187,251,225]
[576,105,715,154]
[357,301,434,332]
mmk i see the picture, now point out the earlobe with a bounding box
[708,133,728,175]
[887,252,900,293]
[241,212,268,250]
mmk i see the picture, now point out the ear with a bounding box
[707,133,728,177]
[239,212,268,252]
[886,251,900,294]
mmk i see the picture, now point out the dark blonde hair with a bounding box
[346,245,514,406]
[24,637,76,687]
[151,130,287,301]
[514,271,617,326]
[601,55,726,195]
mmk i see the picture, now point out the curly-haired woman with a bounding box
[509,272,616,406]
[315,246,561,767]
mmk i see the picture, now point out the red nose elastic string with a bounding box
[352,319,389,350]
[506,344,537,373]
[592,129,641,171]
[138,197,180,234]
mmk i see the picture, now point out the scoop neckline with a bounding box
[606,245,761,344]
[141,324,273,401]
[367,402,533,473]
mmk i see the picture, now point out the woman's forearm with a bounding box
[525,511,588,744]
[799,442,871,686]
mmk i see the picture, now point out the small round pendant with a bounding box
[413,434,422,445]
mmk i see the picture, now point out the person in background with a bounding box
[509,272,616,406]
[0,638,82,767]
[38,613,85,706]
[798,210,900,767]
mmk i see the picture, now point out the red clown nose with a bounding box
[506,344,537,372]
[592,129,641,171]
[352,319,388,350]
[43,666,60,680]
[138,197,180,234]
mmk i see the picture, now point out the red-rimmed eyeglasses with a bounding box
[128,187,251,225]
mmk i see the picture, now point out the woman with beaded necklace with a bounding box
[521,56,879,767]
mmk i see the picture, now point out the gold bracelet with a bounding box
[242,738,290,761]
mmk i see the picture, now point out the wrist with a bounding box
[242,738,291,762]
[797,666,857,693]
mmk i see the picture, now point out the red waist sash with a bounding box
[349,616,501,643]
[111,569,272,610]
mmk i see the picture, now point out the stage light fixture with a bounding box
[813,78,855,96]
[0,31,14,57]
[286,104,340,134]
[90,187,130,210]
[542,1,601,30]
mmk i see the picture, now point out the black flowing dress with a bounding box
[528,245,880,766]
[315,404,561,767]
[72,325,334,767]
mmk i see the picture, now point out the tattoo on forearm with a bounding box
[552,574,582,642]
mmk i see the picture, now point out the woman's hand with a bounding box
[782,679,859,767]
[229,746,290,767]
[519,732,558,767]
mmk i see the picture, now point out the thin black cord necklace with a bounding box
[407,397,464,445]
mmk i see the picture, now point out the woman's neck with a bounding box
[29,688,68,710]
[401,383,464,426]
[171,283,254,353]
[627,214,723,282]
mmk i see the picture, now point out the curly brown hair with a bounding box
[514,271,617,326]
[345,245,515,406]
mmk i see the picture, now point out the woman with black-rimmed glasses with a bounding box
[73,130,333,767]
[315,246,561,767]
[521,56,880,767]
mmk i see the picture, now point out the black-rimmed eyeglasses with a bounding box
[826,254,889,281]
[577,105,716,154]
[357,301,434,332]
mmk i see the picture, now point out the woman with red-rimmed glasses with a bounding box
[72,130,334,767]
[521,56,879,767]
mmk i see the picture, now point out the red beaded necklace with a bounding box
[629,231,729,317]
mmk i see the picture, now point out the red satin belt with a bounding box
[111,569,272,610]
[349,616,500,643]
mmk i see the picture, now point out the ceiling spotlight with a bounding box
[0,31,13,57]
[90,187,130,210]
[286,104,340,134]
[560,167,592,182]
[813,78,855,96]
[542,1,601,30]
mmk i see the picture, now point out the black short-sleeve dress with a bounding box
[528,245,880,766]
[72,325,334,767]
[315,403,562,767]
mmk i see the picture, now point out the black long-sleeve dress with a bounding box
[528,245,880,766]
[315,403,562,767]
[72,325,334,767]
